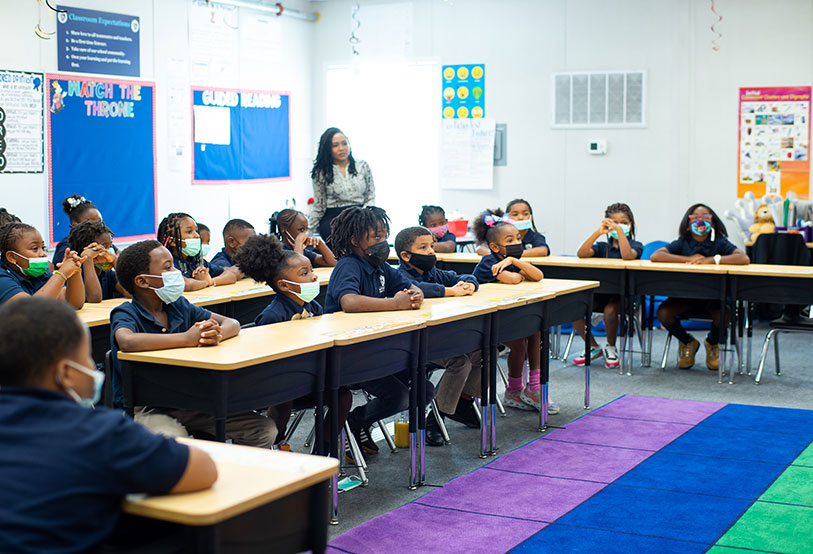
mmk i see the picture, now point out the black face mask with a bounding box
[365,240,390,267]
[406,251,436,272]
[503,243,525,258]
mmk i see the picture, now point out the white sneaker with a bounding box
[603,345,619,369]
[547,399,560,415]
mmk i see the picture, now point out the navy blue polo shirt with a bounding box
[438,231,457,246]
[0,386,188,553]
[255,292,323,325]
[0,261,54,305]
[665,236,737,258]
[398,261,478,298]
[172,253,224,279]
[53,239,118,266]
[209,248,235,272]
[282,242,318,265]
[522,230,549,252]
[110,296,212,407]
[592,239,644,259]
[98,269,122,300]
[472,252,521,284]
[325,253,414,313]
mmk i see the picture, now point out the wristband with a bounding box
[53,270,68,282]
[714,254,722,265]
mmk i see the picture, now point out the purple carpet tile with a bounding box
[590,395,726,425]
[328,502,546,554]
[417,466,606,522]
[542,414,691,451]
[487,438,654,482]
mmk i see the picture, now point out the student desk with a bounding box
[122,438,338,554]
[117,323,334,446]
[727,263,813,382]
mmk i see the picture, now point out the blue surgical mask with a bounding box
[513,219,533,231]
[284,279,320,303]
[201,243,211,257]
[182,237,202,257]
[690,221,711,236]
[609,224,631,240]
[63,360,105,408]
[143,270,185,304]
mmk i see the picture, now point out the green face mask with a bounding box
[12,252,49,278]
[181,237,201,257]
[95,262,114,271]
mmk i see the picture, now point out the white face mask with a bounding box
[61,360,105,408]
[282,279,320,303]
[141,270,185,304]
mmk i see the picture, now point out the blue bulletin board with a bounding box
[442,64,485,119]
[192,87,291,184]
[47,74,156,245]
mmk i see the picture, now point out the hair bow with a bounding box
[483,214,514,227]
[67,196,86,208]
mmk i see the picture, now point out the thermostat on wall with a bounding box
[588,139,607,155]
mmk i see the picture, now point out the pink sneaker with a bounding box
[503,388,534,411]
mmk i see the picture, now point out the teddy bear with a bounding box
[749,203,776,242]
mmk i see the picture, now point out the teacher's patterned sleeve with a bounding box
[309,174,328,231]
[362,161,376,206]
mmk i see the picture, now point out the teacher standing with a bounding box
[309,127,376,241]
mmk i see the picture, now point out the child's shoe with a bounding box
[603,344,620,369]
[678,338,700,369]
[503,388,534,411]
[520,387,540,410]
[574,347,603,366]
[704,340,720,370]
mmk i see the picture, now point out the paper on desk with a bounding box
[418,303,483,318]
[322,321,412,340]
[186,441,310,473]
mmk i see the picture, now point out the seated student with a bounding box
[273,208,337,267]
[395,226,482,446]
[419,205,457,253]
[211,218,256,277]
[325,206,430,457]
[572,202,644,369]
[0,222,85,309]
[52,194,106,266]
[157,212,237,291]
[473,211,559,414]
[196,222,212,259]
[68,220,128,302]
[0,297,217,553]
[505,198,550,256]
[111,240,277,447]
[0,207,21,227]
[234,233,351,451]
[651,203,749,370]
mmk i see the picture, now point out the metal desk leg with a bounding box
[480,315,493,459]
[417,331,427,485]
[584,292,593,409]
[489,313,498,455]
[540,303,550,432]
[746,301,754,375]
[718,275,728,385]
[409,348,418,489]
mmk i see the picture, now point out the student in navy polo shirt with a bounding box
[0,222,85,309]
[111,239,277,447]
[157,212,238,291]
[419,204,457,253]
[571,202,644,369]
[67,220,127,302]
[506,198,550,256]
[210,218,256,277]
[52,193,106,267]
[234,233,351,451]
[325,206,428,457]
[651,203,749,370]
[196,222,212,258]
[395,226,482,446]
[273,208,337,267]
[0,297,217,553]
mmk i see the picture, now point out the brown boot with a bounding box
[705,340,719,370]
[678,338,700,369]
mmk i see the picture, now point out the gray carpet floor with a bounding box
[283,322,812,538]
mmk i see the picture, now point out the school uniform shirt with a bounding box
[398,261,478,299]
[438,231,457,247]
[110,296,212,407]
[664,236,738,258]
[99,269,122,300]
[592,239,645,260]
[472,252,521,284]
[53,239,118,267]
[325,254,413,313]
[255,292,324,325]
[522,230,550,252]
[0,386,189,554]
[209,248,235,272]
[282,242,318,265]
[171,252,224,279]
[0,260,54,305]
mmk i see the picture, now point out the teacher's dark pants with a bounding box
[318,205,361,244]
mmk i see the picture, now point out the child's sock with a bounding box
[508,376,524,393]
[527,369,541,392]
[706,323,720,345]
[662,321,694,345]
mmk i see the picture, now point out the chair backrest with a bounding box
[641,240,669,261]
[102,350,113,408]
[752,233,811,266]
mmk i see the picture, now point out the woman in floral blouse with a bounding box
[309,127,376,241]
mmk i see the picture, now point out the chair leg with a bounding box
[473,398,483,426]
[343,423,369,482]
[304,420,316,449]
[774,331,781,376]
[660,334,672,370]
[430,400,451,444]
[377,419,397,453]
[496,361,509,388]
[561,328,576,365]
[755,329,778,385]
[495,391,506,416]
[284,409,306,445]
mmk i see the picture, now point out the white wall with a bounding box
[0,0,316,253]
[310,0,813,252]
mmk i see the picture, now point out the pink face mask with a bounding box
[427,224,448,237]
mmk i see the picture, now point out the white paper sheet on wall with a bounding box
[0,69,44,173]
[440,118,495,190]
[239,13,283,88]
[188,1,240,87]
[351,2,413,60]
[193,105,231,145]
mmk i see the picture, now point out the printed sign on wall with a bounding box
[57,5,140,77]
[738,86,810,199]
[0,69,44,173]
[442,64,485,119]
